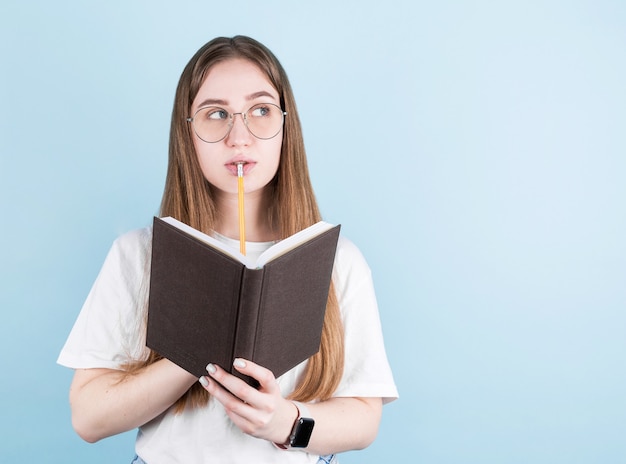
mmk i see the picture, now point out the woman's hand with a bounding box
[200,358,383,454]
[199,359,297,445]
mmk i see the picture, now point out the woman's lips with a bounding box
[225,160,255,176]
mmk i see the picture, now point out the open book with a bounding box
[146,216,341,385]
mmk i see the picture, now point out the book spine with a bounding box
[231,268,264,384]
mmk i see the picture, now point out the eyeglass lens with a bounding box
[190,103,285,143]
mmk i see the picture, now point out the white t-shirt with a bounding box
[58,226,398,463]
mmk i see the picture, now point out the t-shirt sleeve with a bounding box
[331,237,399,404]
[57,227,152,370]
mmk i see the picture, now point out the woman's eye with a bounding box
[250,105,270,117]
[207,109,228,120]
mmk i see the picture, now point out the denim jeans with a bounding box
[132,453,337,463]
[317,455,337,464]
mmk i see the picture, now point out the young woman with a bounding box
[58,35,398,463]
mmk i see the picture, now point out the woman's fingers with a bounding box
[232,358,280,395]
[198,359,294,442]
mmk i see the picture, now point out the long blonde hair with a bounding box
[128,36,344,410]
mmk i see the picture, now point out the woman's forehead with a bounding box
[193,58,279,109]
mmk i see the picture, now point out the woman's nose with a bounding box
[225,113,252,146]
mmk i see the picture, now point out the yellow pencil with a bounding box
[237,162,246,255]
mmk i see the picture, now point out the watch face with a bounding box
[290,418,315,448]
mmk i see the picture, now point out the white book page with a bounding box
[256,221,334,267]
[160,217,334,269]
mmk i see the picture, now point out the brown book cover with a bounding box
[146,216,340,385]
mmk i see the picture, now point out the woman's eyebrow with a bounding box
[195,98,228,108]
[246,90,277,101]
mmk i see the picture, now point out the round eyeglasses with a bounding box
[187,103,287,143]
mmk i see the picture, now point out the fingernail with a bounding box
[233,358,246,369]
[199,376,209,387]
[206,363,217,375]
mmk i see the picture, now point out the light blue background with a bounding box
[1,1,625,462]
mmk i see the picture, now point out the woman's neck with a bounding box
[213,189,277,242]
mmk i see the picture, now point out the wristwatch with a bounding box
[275,401,315,449]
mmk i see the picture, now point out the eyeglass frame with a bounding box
[186,102,288,143]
